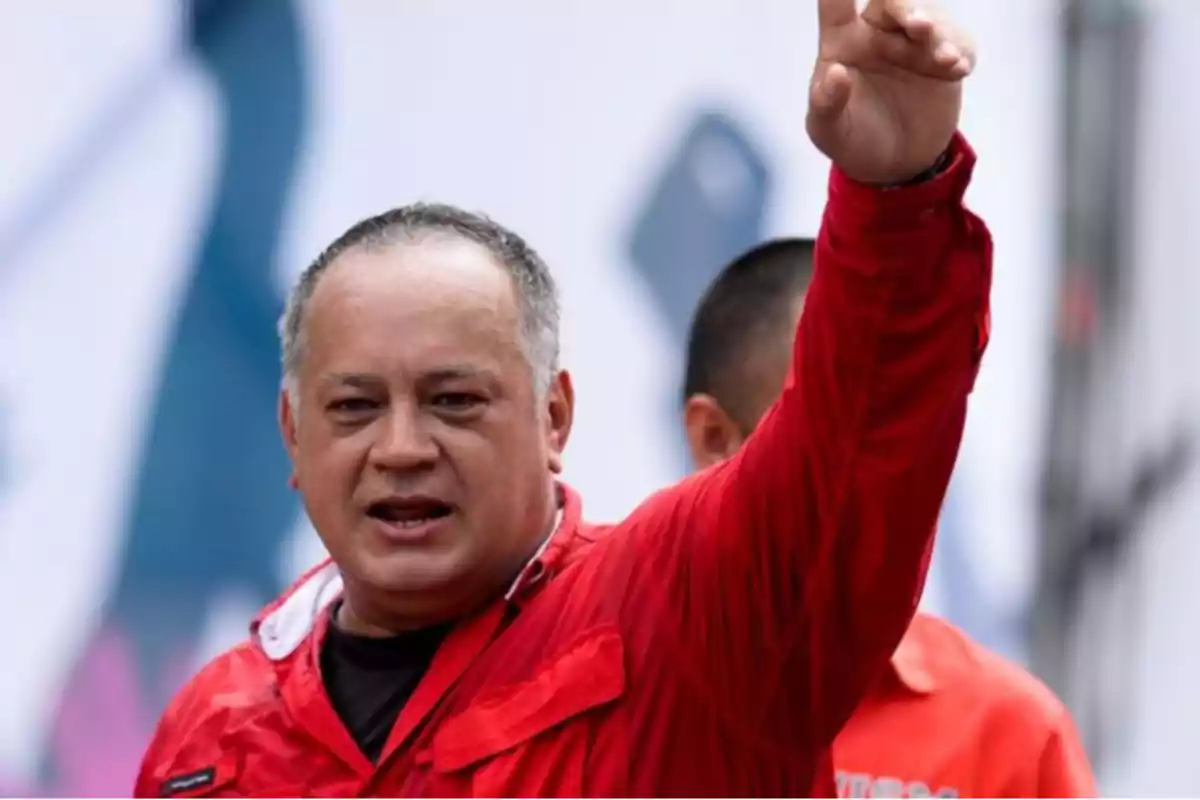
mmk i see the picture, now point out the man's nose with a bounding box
[368,404,439,471]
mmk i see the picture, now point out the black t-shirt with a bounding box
[320,603,450,763]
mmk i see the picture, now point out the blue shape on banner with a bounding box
[629,110,773,345]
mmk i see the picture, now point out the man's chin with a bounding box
[353,547,470,597]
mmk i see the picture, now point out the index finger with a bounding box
[818,0,859,28]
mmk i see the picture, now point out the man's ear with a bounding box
[683,394,745,472]
[279,388,300,489]
[545,370,575,474]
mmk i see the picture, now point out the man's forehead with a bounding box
[300,238,524,360]
[305,240,521,334]
[319,237,513,302]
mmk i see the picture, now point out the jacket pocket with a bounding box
[431,624,626,778]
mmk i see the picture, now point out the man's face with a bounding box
[280,236,573,627]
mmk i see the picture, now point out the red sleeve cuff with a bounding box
[827,132,976,226]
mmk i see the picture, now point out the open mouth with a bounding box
[366,498,453,529]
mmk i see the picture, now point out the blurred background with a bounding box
[0,0,1196,796]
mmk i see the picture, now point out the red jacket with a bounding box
[135,134,992,798]
[835,613,1097,798]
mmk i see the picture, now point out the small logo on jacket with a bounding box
[160,767,216,797]
[837,770,958,798]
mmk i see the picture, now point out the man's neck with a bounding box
[334,598,439,638]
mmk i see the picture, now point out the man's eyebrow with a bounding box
[320,367,500,386]
[422,365,499,383]
[321,373,384,389]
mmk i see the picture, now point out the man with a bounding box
[135,0,991,795]
[682,237,1097,798]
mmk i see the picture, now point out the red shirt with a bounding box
[134,133,992,798]
[835,613,1097,798]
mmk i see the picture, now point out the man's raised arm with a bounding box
[621,0,991,747]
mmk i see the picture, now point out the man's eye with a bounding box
[432,393,484,411]
[327,398,378,413]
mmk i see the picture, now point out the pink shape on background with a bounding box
[36,625,188,797]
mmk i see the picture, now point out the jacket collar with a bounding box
[249,482,586,661]
[505,483,587,606]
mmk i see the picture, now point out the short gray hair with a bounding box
[279,202,561,402]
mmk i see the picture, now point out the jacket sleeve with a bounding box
[623,132,992,747]
[134,699,182,798]
[133,742,164,799]
[1033,711,1098,798]
[133,684,198,798]
[131,648,249,797]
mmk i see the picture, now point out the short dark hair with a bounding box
[682,237,816,413]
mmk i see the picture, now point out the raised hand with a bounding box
[807,0,976,185]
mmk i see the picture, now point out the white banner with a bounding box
[0,2,1058,794]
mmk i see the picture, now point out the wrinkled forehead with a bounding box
[301,237,525,376]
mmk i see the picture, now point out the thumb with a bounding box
[808,62,853,121]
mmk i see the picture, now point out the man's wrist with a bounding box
[883,150,954,189]
[827,133,975,225]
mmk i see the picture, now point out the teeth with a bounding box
[370,504,448,525]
